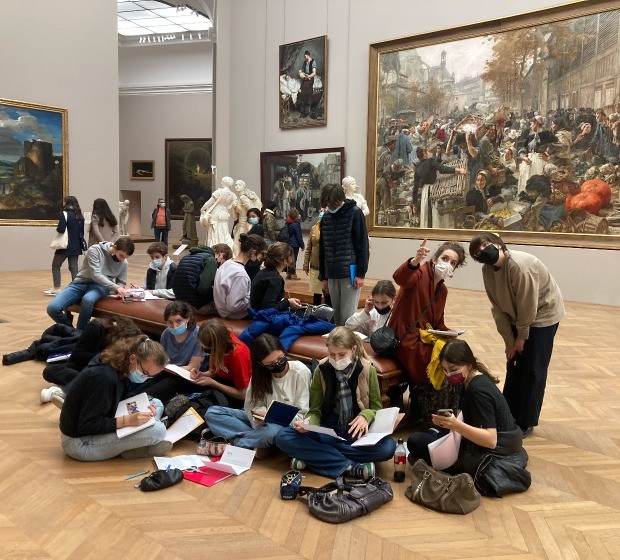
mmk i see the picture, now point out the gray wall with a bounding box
[0,0,119,271]
[215,0,620,306]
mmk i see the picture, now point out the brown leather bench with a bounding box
[68,298,405,405]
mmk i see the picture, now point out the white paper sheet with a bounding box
[427,329,466,337]
[164,363,194,382]
[154,455,211,471]
[351,407,400,447]
[115,392,155,438]
[164,407,204,443]
[303,424,346,440]
[428,412,464,470]
[202,445,256,475]
[173,244,188,256]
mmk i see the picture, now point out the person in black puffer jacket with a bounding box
[172,246,216,310]
[318,184,369,325]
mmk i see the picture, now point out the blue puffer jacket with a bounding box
[239,308,334,350]
[286,219,305,249]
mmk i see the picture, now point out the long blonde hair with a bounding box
[326,326,368,361]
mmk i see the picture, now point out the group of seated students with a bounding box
[44,293,526,489]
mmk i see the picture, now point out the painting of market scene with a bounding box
[372,6,620,241]
[0,99,67,225]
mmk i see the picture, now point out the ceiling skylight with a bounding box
[117,1,212,37]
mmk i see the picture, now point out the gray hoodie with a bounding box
[74,241,127,292]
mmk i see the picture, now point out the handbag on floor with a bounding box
[50,212,68,250]
[405,459,480,514]
[196,429,229,457]
[298,476,393,524]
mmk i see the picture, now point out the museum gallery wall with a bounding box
[367,0,620,250]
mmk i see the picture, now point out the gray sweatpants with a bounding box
[328,277,361,326]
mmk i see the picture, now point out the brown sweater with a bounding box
[482,250,565,348]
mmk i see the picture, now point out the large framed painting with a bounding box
[279,35,328,129]
[260,147,345,230]
[0,98,68,226]
[366,0,620,249]
[165,138,212,219]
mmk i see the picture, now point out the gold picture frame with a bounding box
[130,160,154,180]
[0,98,68,226]
[366,0,620,249]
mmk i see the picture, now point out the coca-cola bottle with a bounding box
[393,438,406,482]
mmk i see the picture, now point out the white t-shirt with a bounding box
[345,307,390,336]
[243,360,312,427]
[213,259,250,319]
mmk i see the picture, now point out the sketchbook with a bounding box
[427,329,466,337]
[115,392,155,438]
[199,445,256,476]
[252,401,300,427]
[164,363,194,382]
[428,412,463,470]
[164,407,204,443]
[351,407,401,447]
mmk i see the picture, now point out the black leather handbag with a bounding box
[300,476,393,524]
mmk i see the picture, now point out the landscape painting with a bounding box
[0,98,68,226]
[367,0,620,249]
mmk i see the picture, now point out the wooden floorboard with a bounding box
[1,243,619,559]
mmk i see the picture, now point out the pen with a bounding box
[125,469,149,480]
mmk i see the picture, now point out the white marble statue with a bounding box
[231,180,264,256]
[200,176,236,247]
[118,199,130,236]
[342,176,370,216]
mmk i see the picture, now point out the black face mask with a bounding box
[375,305,392,315]
[478,245,500,265]
[112,255,120,262]
[264,357,287,373]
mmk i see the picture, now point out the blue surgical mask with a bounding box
[327,205,341,214]
[159,202,166,208]
[128,369,148,384]
[168,322,187,336]
[248,217,259,225]
[318,212,324,219]
[152,258,163,268]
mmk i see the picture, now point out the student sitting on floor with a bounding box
[275,326,397,478]
[250,242,304,312]
[140,242,176,299]
[41,316,142,407]
[59,335,171,461]
[47,236,135,332]
[205,334,311,454]
[345,279,396,336]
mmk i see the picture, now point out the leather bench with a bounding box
[68,298,405,405]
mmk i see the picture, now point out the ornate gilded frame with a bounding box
[366,0,620,249]
[0,98,68,226]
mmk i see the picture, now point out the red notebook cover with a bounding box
[183,467,232,487]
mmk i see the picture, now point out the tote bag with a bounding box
[50,212,68,250]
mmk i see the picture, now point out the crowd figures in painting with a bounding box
[374,7,620,237]
[260,148,344,230]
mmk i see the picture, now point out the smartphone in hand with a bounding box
[436,408,453,417]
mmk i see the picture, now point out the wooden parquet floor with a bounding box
[1,244,619,559]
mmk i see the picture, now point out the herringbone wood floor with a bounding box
[1,244,619,559]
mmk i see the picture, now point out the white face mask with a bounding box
[329,356,353,370]
[434,261,454,280]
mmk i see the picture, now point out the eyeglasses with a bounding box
[262,356,287,371]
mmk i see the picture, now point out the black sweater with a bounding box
[250,268,291,311]
[59,356,127,438]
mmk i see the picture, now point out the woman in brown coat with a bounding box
[388,240,466,419]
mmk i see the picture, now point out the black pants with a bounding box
[288,246,299,275]
[503,323,559,430]
[43,361,80,387]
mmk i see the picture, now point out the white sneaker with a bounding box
[40,386,64,404]
[43,289,61,296]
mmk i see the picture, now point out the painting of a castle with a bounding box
[0,99,67,224]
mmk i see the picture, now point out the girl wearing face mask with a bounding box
[59,335,171,461]
[406,339,527,482]
[275,327,397,479]
[213,234,267,319]
[388,240,466,419]
[250,242,304,311]
[151,197,171,246]
[205,334,311,453]
[345,280,396,336]
[245,208,266,281]
[469,232,564,438]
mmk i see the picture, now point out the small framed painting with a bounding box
[130,160,154,180]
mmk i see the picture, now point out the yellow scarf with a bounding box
[419,323,449,390]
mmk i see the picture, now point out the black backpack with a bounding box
[277,224,290,243]
[164,389,229,441]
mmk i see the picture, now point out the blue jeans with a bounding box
[47,280,110,331]
[61,421,166,462]
[154,227,169,246]
[205,406,283,449]
[275,427,397,478]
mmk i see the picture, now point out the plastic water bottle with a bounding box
[393,438,406,482]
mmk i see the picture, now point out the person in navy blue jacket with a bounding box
[286,208,305,280]
[45,196,86,297]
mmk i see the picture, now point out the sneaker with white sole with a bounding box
[291,458,306,471]
[43,289,62,296]
[346,462,375,479]
[51,392,66,409]
[120,440,173,459]
[40,386,64,404]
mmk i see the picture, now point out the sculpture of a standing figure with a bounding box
[342,176,370,216]
[180,195,199,246]
[200,177,236,247]
[231,180,264,256]
[118,199,130,236]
